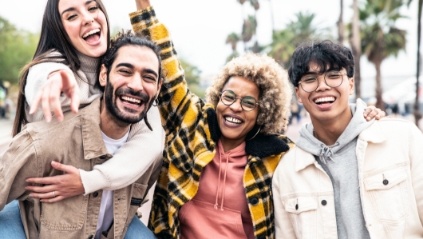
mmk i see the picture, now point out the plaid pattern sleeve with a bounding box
[130,7,216,238]
[130,7,294,239]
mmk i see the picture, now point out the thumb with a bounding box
[51,161,76,174]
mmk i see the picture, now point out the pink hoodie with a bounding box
[178,141,254,239]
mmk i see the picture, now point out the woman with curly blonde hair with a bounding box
[129,1,294,238]
[207,52,292,135]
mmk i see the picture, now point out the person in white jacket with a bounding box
[273,40,423,238]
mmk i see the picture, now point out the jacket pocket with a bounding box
[283,196,319,238]
[40,195,88,231]
[364,166,408,221]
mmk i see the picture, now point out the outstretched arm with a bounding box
[25,105,165,201]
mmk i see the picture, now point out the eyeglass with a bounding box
[219,90,259,111]
[298,71,346,93]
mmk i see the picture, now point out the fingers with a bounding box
[25,164,84,202]
[29,70,79,122]
[27,190,64,203]
[60,71,80,114]
[363,106,386,121]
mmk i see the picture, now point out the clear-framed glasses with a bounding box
[219,90,259,111]
[298,71,346,93]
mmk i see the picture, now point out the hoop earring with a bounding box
[152,98,159,107]
[247,125,261,141]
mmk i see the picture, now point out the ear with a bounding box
[295,87,303,103]
[99,64,108,87]
[348,77,355,95]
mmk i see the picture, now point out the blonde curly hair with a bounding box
[206,52,292,134]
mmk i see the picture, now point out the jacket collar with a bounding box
[78,97,112,161]
[206,108,290,158]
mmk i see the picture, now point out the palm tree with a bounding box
[337,0,345,43]
[267,12,331,67]
[225,32,241,61]
[408,0,422,125]
[360,0,407,110]
[349,0,363,99]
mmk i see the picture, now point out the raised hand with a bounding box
[29,70,80,122]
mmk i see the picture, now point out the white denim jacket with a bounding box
[273,117,423,238]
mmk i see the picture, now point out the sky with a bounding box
[0,0,420,98]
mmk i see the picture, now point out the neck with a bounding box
[220,137,245,153]
[100,100,131,140]
[311,108,353,145]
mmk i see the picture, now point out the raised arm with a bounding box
[25,61,80,122]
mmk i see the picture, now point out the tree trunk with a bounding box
[268,0,276,36]
[337,0,344,43]
[375,61,385,110]
[350,0,362,99]
[414,0,422,125]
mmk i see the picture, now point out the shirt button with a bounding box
[383,179,389,185]
[321,200,327,206]
[93,191,99,197]
[249,197,259,205]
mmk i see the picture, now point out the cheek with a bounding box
[63,23,79,42]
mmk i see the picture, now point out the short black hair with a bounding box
[288,40,354,87]
[101,30,163,88]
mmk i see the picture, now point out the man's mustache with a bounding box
[116,88,150,104]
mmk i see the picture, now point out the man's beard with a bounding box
[104,82,153,124]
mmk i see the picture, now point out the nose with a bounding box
[315,76,330,91]
[82,11,96,25]
[127,77,144,91]
[229,98,243,112]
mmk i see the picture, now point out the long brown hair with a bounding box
[13,0,110,136]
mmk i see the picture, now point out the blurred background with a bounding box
[0,0,422,144]
[0,0,421,224]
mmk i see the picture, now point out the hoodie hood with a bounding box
[296,99,374,163]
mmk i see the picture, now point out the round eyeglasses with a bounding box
[298,71,346,93]
[219,90,259,111]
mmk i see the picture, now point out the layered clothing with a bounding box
[130,7,293,239]
[0,98,163,238]
[273,100,423,238]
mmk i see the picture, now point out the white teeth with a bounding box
[315,97,335,103]
[83,29,100,38]
[121,96,141,104]
[225,116,241,124]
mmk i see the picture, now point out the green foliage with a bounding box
[0,16,38,85]
[179,58,205,98]
[359,0,408,109]
[266,11,333,68]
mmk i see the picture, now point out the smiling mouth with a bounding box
[314,96,335,105]
[82,29,101,41]
[120,96,142,105]
[224,116,242,124]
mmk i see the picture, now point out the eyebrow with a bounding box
[60,0,96,17]
[116,63,159,77]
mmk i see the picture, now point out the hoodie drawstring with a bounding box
[318,142,339,164]
[214,152,229,211]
